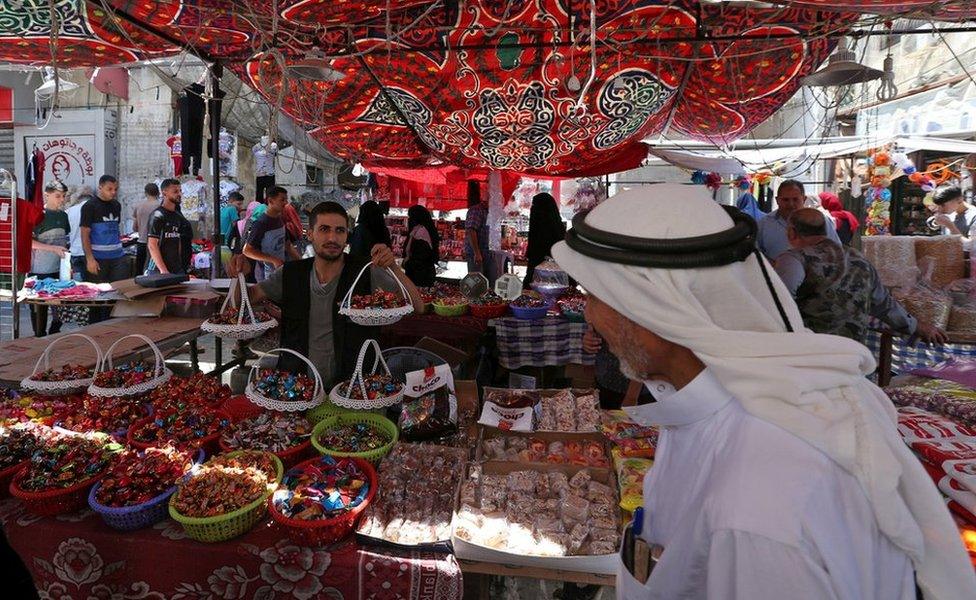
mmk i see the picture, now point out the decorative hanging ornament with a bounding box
[752,170,773,186]
[735,174,752,191]
[690,171,708,185]
[704,172,723,191]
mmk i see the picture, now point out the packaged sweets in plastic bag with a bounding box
[398,364,458,441]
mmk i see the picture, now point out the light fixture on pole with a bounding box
[286,50,346,82]
[802,39,883,87]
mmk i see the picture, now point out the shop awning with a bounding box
[0,2,971,176]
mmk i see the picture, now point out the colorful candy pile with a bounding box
[129,408,229,449]
[471,292,506,306]
[253,369,317,403]
[337,374,401,401]
[95,446,195,507]
[29,364,94,382]
[273,456,369,520]
[433,296,467,307]
[420,283,458,304]
[57,395,147,436]
[0,392,83,425]
[350,290,405,310]
[148,373,232,412]
[557,294,586,315]
[0,422,47,470]
[93,362,159,389]
[511,293,548,308]
[172,451,277,518]
[19,432,119,491]
[206,307,273,326]
[482,436,609,467]
[221,412,312,453]
[316,422,391,453]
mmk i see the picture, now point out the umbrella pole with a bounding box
[209,62,224,368]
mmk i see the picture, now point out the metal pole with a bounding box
[3,170,18,339]
[209,63,224,368]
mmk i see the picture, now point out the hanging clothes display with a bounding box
[24,147,44,205]
[0,197,44,274]
[252,140,277,202]
[166,133,182,176]
[180,178,208,221]
[178,83,205,176]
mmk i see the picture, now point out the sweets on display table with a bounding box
[481,433,609,468]
[246,348,324,412]
[220,412,312,454]
[359,443,466,547]
[480,387,602,432]
[148,372,232,413]
[93,446,196,508]
[21,334,103,395]
[128,408,230,451]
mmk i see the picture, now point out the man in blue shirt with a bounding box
[80,174,129,322]
[757,179,840,260]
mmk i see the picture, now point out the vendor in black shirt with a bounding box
[146,178,193,275]
[229,201,425,384]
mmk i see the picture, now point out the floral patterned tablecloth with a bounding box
[0,499,462,600]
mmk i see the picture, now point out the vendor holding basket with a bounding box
[230,201,424,387]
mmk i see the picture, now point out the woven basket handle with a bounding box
[31,333,103,377]
[101,334,166,377]
[339,262,411,310]
[217,274,257,325]
[343,338,392,400]
[249,348,323,398]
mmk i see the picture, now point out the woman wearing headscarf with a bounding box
[522,192,566,288]
[402,205,440,287]
[349,200,392,259]
[819,191,860,245]
[230,200,266,283]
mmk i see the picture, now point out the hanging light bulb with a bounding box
[877,54,898,101]
[802,38,883,87]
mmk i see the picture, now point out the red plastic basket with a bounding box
[219,395,264,423]
[217,437,314,469]
[10,469,107,516]
[0,461,27,499]
[267,457,377,546]
[469,303,509,319]
[127,410,231,454]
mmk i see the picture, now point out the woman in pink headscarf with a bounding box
[819,191,860,246]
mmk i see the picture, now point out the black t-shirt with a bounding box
[147,206,193,274]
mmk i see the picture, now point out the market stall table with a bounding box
[0,317,208,385]
[867,329,976,387]
[381,313,489,355]
[493,316,594,370]
[0,499,462,600]
[21,294,123,339]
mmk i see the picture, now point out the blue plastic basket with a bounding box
[88,449,204,531]
[510,302,551,320]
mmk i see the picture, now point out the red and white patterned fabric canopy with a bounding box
[1,1,971,176]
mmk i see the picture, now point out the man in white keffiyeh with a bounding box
[551,184,975,600]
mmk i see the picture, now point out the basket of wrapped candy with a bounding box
[219,412,314,468]
[10,430,120,516]
[201,274,278,340]
[469,292,509,319]
[510,292,551,320]
[0,422,47,498]
[127,408,231,453]
[339,264,413,326]
[88,446,202,531]
[311,412,399,464]
[246,349,324,412]
[432,296,469,317]
[168,450,283,543]
[88,335,172,397]
[21,334,102,395]
[330,339,403,410]
[557,293,587,323]
[268,455,376,546]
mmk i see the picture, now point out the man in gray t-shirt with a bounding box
[133,183,161,274]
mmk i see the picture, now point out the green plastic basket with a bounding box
[306,400,344,426]
[168,451,283,543]
[311,412,399,464]
[432,302,468,317]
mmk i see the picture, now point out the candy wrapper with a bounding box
[93,361,158,389]
[253,369,317,403]
[350,290,406,310]
[613,448,654,513]
[273,455,369,520]
[95,446,195,507]
[57,394,148,436]
[206,307,273,326]
[398,364,458,441]
[511,293,548,308]
[601,410,659,458]
[316,422,391,453]
[0,422,49,470]
[129,408,229,450]
[19,431,120,491]
[0,392,83,425]
[221,412,312,453]
[29,364,94,383]
[172,451,278,518]
[148,373,232,413]
[470,292,506,306]
[336,374,401,401]
[358,443,465,546]
[481,434,609,467]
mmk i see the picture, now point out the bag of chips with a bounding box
[398,364,458,441]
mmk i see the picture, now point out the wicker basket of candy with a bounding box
[246,349,325,412]
[10,430,120,516]
[311,412,399,464]
[201,274,278,340]
[21,334,102,395]
[88,446,202,531]
[219,412,314,468]
[330,340,404,410]
[168,451,283,543]
[339,264,414,326]
[268,455,377,546]
[127,408,231,453]
[88,335,173,397]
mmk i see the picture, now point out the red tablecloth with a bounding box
[0,499,462,600]
[381,313,489,354]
